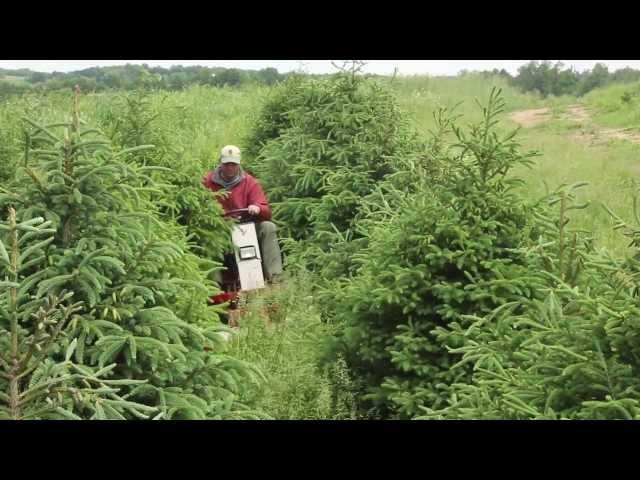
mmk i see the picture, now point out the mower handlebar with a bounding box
[223,208,250,217]
[223,208,255,222]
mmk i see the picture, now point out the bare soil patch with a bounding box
[510,103,640,145]
[561,104,591,122]
[509,108,552,127]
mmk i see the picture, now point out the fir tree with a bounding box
[419,183,640,420]
[245,72,427,281]
[93,89,233,261]
[0,207,155,419]
[328,89,544,418]
[0,86,266,419]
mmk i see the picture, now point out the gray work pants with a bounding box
[256,221,283,280]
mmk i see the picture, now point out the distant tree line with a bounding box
[479,61,640,98]
[0,64,291,96]
[4,61,639,99]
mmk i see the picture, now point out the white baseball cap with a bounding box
[220,145,241,164]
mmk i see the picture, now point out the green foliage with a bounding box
[0,91,264,419]
[0,208,157,419]
[328,89,544,418]
[0,124,18,183]
[243,75,309,162]
[417,183,640,420]
[0,97,32,183]
[511,61,640,99]
[0,64,287,97]
[92,89,233,260]
[246,73,422,280]
[0,80,31,98]
[211,69,246,87]
[248,74,406,236]
[512,61,580,98]
[4,65,640,421]
[576,63,610,97]
[230,274,357,419]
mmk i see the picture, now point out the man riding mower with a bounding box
[202,145,283,323]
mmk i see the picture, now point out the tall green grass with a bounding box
[583,80,640,129]
[90,85,266,171]
[390,73,543,132]
[230,273,357,420]
[1,84,266,164]
[394,74,638,258]
[512,129,638,257]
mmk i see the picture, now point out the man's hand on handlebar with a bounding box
[247,205,261,216]
[222,206,260,220]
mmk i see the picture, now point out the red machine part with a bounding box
[210,291,240,306]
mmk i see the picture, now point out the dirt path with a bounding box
[509,104,640,145]
[508,107,552,127]
[561,104,591,122]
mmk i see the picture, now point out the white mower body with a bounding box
[231,221,265,291]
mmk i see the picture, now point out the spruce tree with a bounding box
[245,72,426,281]
[93,89,233,261]
[329,89,543,418]
[418,184,640,420]
[0,207,156,419]
[0,86,265,419]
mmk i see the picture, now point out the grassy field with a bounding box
[513,129,638,257]
[391,73,542,131]
[4,75,636,278]
[0,85,267,177]
[583,80,640,128]
[391,74,639,257]
[6,75,632,289]
[229,274,358,419]
[2,75,638,419]
[511,91,640,257]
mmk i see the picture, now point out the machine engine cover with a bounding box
[231,222,265,291]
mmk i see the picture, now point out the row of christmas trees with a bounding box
[0,87,266,419]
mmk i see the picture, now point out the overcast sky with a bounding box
[2,60,640,76]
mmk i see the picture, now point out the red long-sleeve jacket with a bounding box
[202,171,272,222]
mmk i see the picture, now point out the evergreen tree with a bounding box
[0,87,266,419]
[329,89,543,418]
[0,207,156,419]
[418,184,640,420]
[94,89,233,262]
[245,72,422,280]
